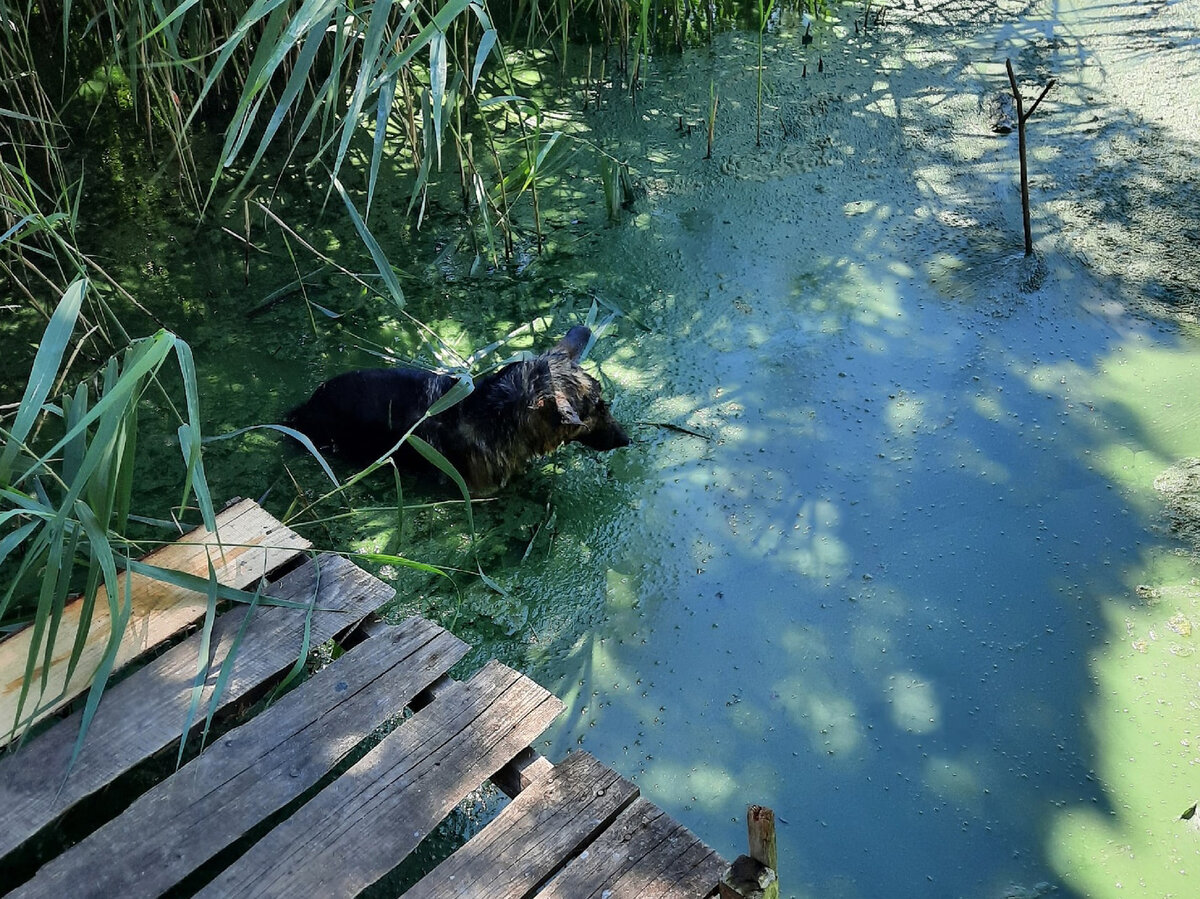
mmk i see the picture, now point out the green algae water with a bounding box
[16,0,1200,896]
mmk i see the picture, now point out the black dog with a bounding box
[284,326,630,492]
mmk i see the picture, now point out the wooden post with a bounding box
[747,805,778,872]
[1005,58,1055,256]
[719,805,779,899]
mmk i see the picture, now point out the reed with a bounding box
[0,280,230,751]
[756,0,779,146]
[706,79,719,160]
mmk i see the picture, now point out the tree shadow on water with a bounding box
[501,6,1200,897]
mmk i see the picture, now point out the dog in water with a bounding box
[284,326,630,492]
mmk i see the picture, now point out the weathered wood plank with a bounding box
[536,797,726,899]
[405,751,640,899]
[196,660,566,898]
[0,498,311,744]
[12,617,469,899]
[0,553,389,862]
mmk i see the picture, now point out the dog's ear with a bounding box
[534,390,584,426]
[553,390,585,426]
[549,326,592,361]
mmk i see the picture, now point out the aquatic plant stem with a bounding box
[757,30,765,146]
[756,0,777,147]
[706,81,719,160]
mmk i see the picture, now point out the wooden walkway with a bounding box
[0,500,727,898]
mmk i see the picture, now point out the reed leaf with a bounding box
[11,333,177,493]
[0,279,84,486]
[65,498,122,720]
[426,374,475,416]
[122,559,315,610]
[0,519,40,573]
[470,13,498,90]
[372,0,473,88]
[353,552,450,578]
[384,464,405,556]
[186,0,291,128]
[67,557,132,772]
[266,558,318,703]
[331,0,395,189]
[230,20,329,199]
[430,30,449,167]
[173,337,216,532]
[367,72,398,218]
[0,281,237,752]
[406,434,474,533]
[176,557,220,769]
[332,177,405,309]
[200,578,265,748]
[61,383,90,487]
[210,424,340,486]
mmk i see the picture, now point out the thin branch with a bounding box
[1025,79,1056,120]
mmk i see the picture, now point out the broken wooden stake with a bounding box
[1005,58,1055,256]
[719,805,780,899]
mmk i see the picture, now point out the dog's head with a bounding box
[535,326,631,451]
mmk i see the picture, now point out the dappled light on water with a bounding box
[501,2,1200,895]
[70,0,1198,894]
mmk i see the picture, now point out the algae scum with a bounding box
[46,1,1200,897]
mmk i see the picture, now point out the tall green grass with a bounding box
[0,279,223,750]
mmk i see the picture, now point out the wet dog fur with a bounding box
[284,326,630,492]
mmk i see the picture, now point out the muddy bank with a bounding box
[1156,458,1200,552]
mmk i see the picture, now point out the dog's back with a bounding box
[285,367,458,467]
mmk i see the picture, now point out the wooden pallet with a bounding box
[0,502,727,897]
[0,497,312,744]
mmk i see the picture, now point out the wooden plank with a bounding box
[12,617,469,899]
[536,797,726,899]
[0,553,389,862]
[405,751,640,899]
[0,498,310,743]
[196,660,566,898]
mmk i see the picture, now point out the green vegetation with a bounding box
[0,280,217,748]
[0,0,812,741]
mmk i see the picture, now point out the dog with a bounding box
[284,326,631,492]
